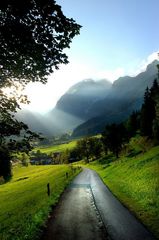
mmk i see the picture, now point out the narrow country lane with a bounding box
[41,170,108,240]
[41,168,156,240]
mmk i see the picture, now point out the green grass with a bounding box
[0,165,81,240]
[34,140,77,154]
[87,146,159,239]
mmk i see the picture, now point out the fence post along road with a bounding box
[41,168,156,240]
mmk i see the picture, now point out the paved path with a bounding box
[41,168,156,240]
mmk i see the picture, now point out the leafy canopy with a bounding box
[0,0,81,87]
[0,0,81,180]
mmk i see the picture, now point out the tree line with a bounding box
[67,72,159,162]
[0,0,158,180]
[1,75,158,177]
[1,73,159,180]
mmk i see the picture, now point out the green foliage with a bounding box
[89,137,103,159]
[127,136,153,155]
[87,145,159,239]
[76,137,103,162]
[74,138,89,162]
[140,76,159,140]
[140,87,156,137]
[34,140,77,154]
[31,150,48,159]
[69,147,81,162]
[125,111,140,137]
[60,149,70,164]
[0,165,81,240]
[31,140,80,164]
[19,153,30,167]
[152,80,159,142]
[0,1,81,179]
[0,0,81,84]
[102,123,127,158]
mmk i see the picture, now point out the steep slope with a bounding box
[72,60,159,137]
[87,145,159,239]
[55,79,112,119]
[17,60,158,137]
[17,79,111,136]
[47,79,112,133]
[16,110,61,136]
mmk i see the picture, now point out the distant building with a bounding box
[30,157,52,165]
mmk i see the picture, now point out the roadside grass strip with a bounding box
[87,146,159,239]
[0,165,80,240]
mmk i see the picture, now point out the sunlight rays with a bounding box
[16,107,84,136]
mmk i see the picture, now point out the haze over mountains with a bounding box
[17,60,159,137]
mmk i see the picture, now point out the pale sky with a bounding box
[24,0,159,113]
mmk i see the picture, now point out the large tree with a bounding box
[76,137,103,162]
[0,0,81,85]
[140,86,156,138]
[126,111,140,138]
[0,0,81,180]
[151,78,159,141]
[102,123,127,158]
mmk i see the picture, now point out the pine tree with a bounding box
[150,79,159,100]
[140,87,156,137]
[151,71,159,141]
[126,111,140,137]
[102,123,127,158]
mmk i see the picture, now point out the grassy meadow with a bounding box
[34,140,77,154]
[87,145,159,239]
[0,165,81,240]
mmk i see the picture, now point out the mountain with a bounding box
[55,79,112,120]
[17,79,112,136]
[16,110,60,136]
[72,60,159,137]
[48,79,112,132]
[17,60,158,137]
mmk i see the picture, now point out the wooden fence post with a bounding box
[47,183,50,196]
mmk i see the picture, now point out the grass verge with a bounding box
[87,146,159,239]
[0,165,80,240]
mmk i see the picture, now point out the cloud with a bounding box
[132,51,159,76]
[23,62,125,113]
[23,51,159,113]
[95,68,125,82]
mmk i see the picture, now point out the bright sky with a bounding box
[24,0,159,113]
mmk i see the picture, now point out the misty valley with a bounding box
[17,60,159,138]
[1,1,159,240]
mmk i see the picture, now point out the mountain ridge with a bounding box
[17,60,159,137]
[72,60,159,137]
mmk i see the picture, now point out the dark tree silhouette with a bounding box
[151,78,159,141]
[76,138,91,163]
[150,79,159,98]
[76,137,102,162]
[0,0,81,180]
[140,87,156,137]
[126,111,140,137]
[0,0,81,85]
[88,137,103,159]
[102,123,127,158]
[0,147,12,181]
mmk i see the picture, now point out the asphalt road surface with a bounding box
[41,168,156,240]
